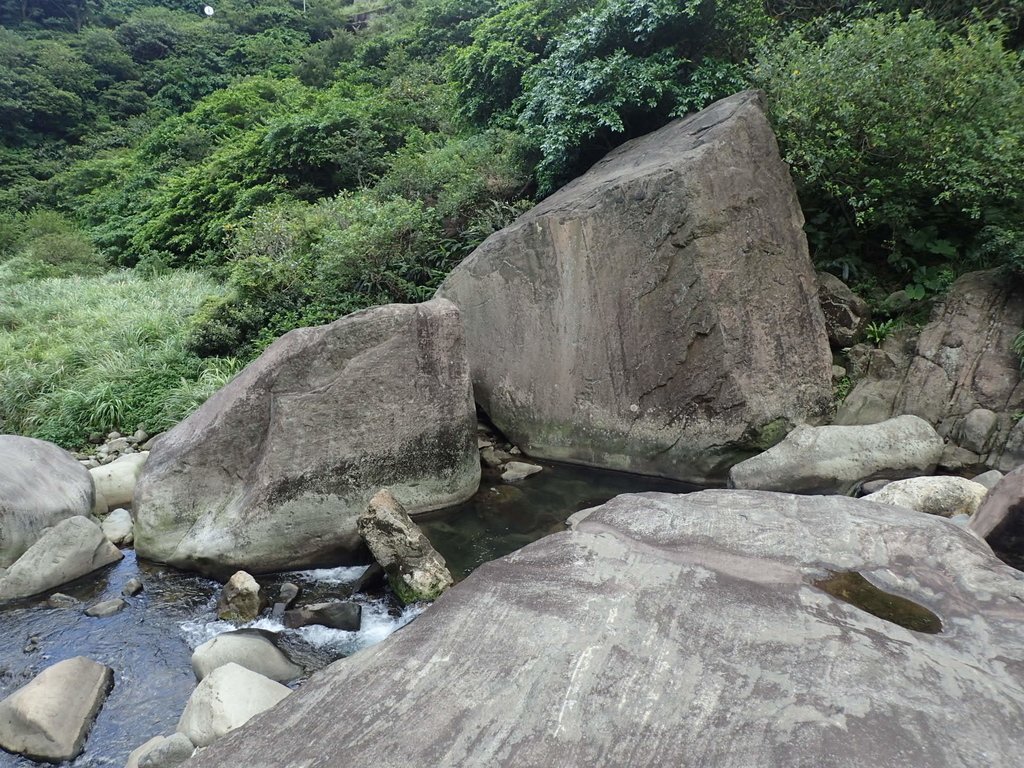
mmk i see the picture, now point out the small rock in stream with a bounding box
[85,598,126,618]
[123,578,144,596]
[216,571,265,623]
[501,461,543,482]
[47,593,79,609]
[283,602,361,631]
[138,732,195,768]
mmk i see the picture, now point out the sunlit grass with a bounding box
[0,270,238,447]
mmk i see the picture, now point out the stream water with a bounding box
[0,460,695,767]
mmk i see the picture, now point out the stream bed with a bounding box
[0,460,695,767]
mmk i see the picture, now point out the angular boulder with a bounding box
[817,271,870,347]
[839,270,1024,471]
[437,90,833,484]
[186,490,1024,768]
[863,476,989,517]
[216,571,264,623]
[133,299,480,576]
[729,415,943,495]
[0,516,123,601]
[177,663,291,748]
[358,489,453,604]
[0,656,113,763]
[282,601,361,631]
[969,464,1024,569]
[0,435,94,567]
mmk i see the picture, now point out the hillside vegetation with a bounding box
[1,0,1023,446]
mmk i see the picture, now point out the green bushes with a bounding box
[754,12,1024,286]
[0,271,235,447]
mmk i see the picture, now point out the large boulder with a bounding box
[729,415,943,494]
[358,489,454,604]
[177,663,291,748]
[186,490,1024,768]
[0,516,123,601]
[0,435,94,567]
[437,90,833,484]
[133,299,480,576]
[0,656,113,763]
[863,475,989,517]
[838,270,1024,471]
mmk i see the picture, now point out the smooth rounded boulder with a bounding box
[133,299,480,576]
[89,451,147,511]
[185,490,1024,768]
[0,656,113,763]
[0,435,94,567]
[863,475,989,517]
[438,90,833,484]
[192,630,302,682]
[729,415,943,495]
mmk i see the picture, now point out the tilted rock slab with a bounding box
[438,90,832,484]
[185,490,1024,768]
[133,299,480,576]
[0,516,123,601]
[729,415,943,495]
[839,270,1024,471]
[359,489,454,604]
[0,656,113,763]
[863,475,989,517]
[0,435,95,567]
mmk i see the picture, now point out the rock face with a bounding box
[839,270,1024,471]
[192,630,303,682]
[437,90,833,484]
[729,415,943,495]
[0,516,123,601]
[133,299,480,576]
[817,271,870,347]
[0,656,113,763]
[0,435,94,567]
[358,489,454,604]
[89,451,147,511]
[186,490,1024,768]
[863,476,989,517]
[177,663,291,748]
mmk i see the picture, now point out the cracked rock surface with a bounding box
[438,91,832,484]
[185,489,1024,768]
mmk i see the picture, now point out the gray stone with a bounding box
[126,736,165,768]
[500,461,542,482]
[217,571,263,623]
[123,577,144,596]
[480,447,512,468]
[47,593,78,609]
[729,415,943,495]
[957,408,999,454]
[817,271,870,347]
[0,516,123,601]
[277,583,299,608]
[138,732,195,768]
[177,663,291,748]
[832,364,847,380]
[857,479,891,496]
[85,597,126,617]
[101,507,134,547]
[90,452,148,511]
[0,435,95,567]
[0,656,113,763]
[192,630,302,682]
[437,91,833,485]
[282,601,361,631]
[134,299,480,577]
[863,476,989,518]
[185,490,1024,768]
[358,489,453,604]
[972,469,1004,490]
[969,464,1024,559]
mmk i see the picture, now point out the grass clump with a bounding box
[0,270,237,448]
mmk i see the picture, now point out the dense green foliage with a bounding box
[2,0,1023,445]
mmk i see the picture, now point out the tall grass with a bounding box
[0,270,238,448]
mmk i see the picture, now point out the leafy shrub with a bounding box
[754,12,1024,284]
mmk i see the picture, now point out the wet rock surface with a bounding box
[186,490,1024,768]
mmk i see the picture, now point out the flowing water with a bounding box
[0,460,695,767]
